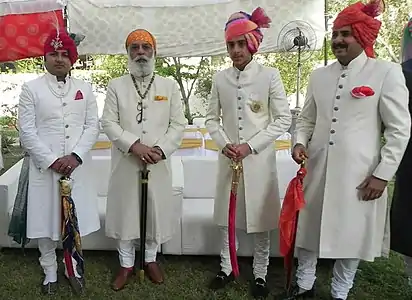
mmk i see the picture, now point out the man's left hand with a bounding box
[151,146,165,163]
[234,143,252,161]
[356,175,388,201]
[57,154,80,176]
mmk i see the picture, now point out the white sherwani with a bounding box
[101,73,186,244]
[295,51,411,261]
[205,60,292,233]
[18,73,101,241]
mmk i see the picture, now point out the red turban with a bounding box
[224,7,271,54]
[43,29,78,65]
[333,0,385,58]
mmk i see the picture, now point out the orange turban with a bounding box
[333,0,385,58]
[125,29,156,52]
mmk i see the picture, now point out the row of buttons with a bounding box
[329,73,347,146]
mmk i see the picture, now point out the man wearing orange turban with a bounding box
[101,29,186,291]
[287,1,411,299]
[206,7,292,299]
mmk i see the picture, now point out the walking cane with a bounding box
[139,163,150,283]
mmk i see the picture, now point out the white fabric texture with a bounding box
[86,0,234,7]
[118,239,159,267]
[67,0,325,57]
[296,248,360,300]
[219,226,270,279]
[0,0,65,17]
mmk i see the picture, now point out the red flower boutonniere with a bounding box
[350,86,375,99]
[74,90,83,100]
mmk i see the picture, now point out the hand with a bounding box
[129,141,161,164]
[356,175,388,201]
[233,143,252,161]
[50,155,79,176]
[222,144,238,159]
[292,143,308,164]
[151,146,165,163]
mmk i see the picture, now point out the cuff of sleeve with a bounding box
[295,134,309,148]
[372,162,397,182]
[154,145,166,159]
[116,130,140,154]
[39,154,59,171]
[247,142,258,154]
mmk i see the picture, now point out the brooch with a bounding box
[155,95,168,101]
[248,100,262,113]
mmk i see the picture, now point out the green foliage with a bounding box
[90,55,128,90]
[1,131,17,154]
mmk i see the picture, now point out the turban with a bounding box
[43,28,78,65]
[333,0,385,58]
[125,29,157,52]
[224,7,271,54]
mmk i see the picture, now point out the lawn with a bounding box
[0,153,411,299]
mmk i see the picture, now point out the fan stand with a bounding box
[290,31,309,143]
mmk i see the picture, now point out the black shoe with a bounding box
[251,278,269,299]
[67,276,85,295]
[277,284,315,299]
[41,282,58,295]
[208,271,234,290]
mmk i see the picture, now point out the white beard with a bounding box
[128,55,155,78]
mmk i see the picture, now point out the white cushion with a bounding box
[181,156,218,198]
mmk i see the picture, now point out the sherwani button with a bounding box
[334,107,339,111]
[336,95,340,99]
[329,141,334,145]
[238,106,241,110]
[338,84,343,88]
[237,97,241,100]
[332,118,337,122]
[341,74,346,78]
[65,136,70,139]
[330,129,336,134]
[65,124,69,128]
[63,102,67,106]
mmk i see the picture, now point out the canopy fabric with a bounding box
[68,0,325,57]
[0,0,66,16]
[86,0,235,8]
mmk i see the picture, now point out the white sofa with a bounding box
[0,135,300,257]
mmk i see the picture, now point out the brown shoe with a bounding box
[111,267,134,291]
[145,262,164,284]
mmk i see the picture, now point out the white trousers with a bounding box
[219,226,270,280]
[296,248,360,300]
[117,239,159,268]
[38,238,81,284]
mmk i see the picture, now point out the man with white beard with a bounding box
[101,29,187,291]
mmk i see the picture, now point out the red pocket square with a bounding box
[74,90,83,100]
[350,86,375,98]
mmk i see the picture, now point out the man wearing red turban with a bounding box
[287,1,411,299]
[17,28,100,295]
[205,7,292,299]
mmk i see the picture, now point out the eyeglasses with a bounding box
[136,102,143,124]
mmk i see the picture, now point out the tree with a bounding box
[155,57,208,124]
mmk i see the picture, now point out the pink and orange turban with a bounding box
[125,29,157,52]
[224,7,271,54]
[333,0,385,58]
[44,28,78,65]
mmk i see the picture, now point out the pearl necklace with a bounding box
[46,76,71,98]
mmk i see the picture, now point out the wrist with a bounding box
[71,152,83,165]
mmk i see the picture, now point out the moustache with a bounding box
[332,43,348,50]
[134,56,149,63]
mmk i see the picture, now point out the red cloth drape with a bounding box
[0,10,64,62]
[279,166,307,257]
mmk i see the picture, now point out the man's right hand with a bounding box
[129,141,162,164]
[292,143,308,164]
[222,143,238,160]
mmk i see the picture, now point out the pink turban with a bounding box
[224,7,271,54]
[44,28,78,65]
[333,0,385,58]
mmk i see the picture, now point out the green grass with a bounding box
[0,154,411,299]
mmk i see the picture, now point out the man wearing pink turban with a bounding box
[289,1,411,299]
[205,7,292,299]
